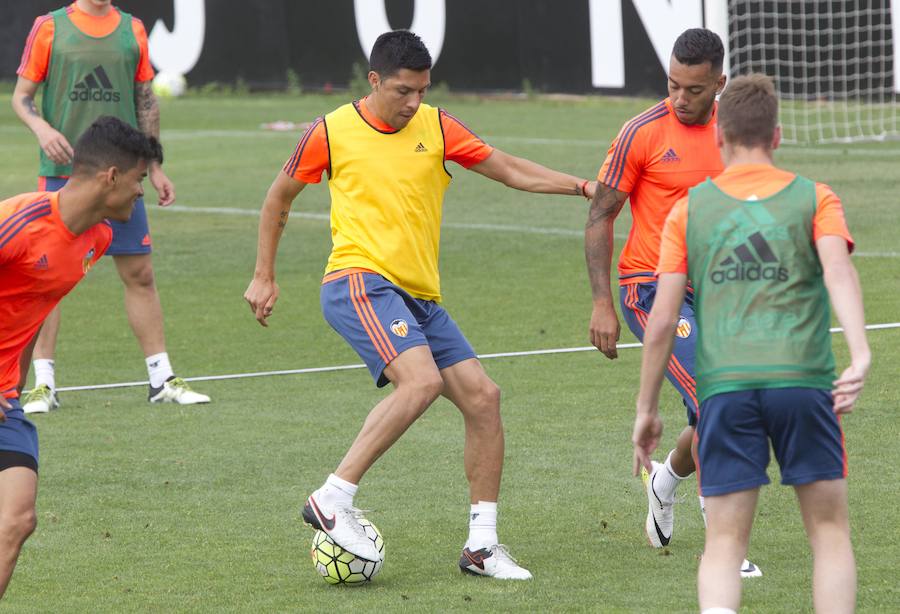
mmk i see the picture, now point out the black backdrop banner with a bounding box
[0,0,677,96]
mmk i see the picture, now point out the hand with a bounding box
[589,301,620,359]
[832,361,869,414]
[583,180,598,201]
[36,126,74,166]
[149,164,176,206]
[244,277,280,327]
[0,396,10,421]
[632,411,662,476]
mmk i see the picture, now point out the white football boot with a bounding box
[740,559,763,578]
[302,492,381,562]
[148,377,210,405]
[459,544,533,580]
[22,384,60,414]
[642,461,674,547]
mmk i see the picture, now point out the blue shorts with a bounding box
[621,281,698,425]
[320,270,476,387]
[0,399,39,467]
[42,176,152,255]
[696,387,846,496]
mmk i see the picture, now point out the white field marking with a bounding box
[160,205,592,238]
[158,205,899,256]
[55,322,900,392]
[3,124,900,155]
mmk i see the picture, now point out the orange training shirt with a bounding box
[282,97,494,183]
[657,164,854,275]
[17,2,154,84]
[0,191,111,398]
[598,98,724,283]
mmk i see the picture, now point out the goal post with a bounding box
[711,0,900,144]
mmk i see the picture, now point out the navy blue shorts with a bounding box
[0,399,39,468]
[320,270,477,387]
[696,387,846,496]
[42,176,152,255]
[621,281,698,425]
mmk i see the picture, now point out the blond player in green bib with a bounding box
[632,74,869,613]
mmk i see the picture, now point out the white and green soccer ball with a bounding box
[310,519,384,585]
[151,71,187,98]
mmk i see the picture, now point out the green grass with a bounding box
[0,93,898,612]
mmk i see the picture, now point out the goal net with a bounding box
[725,1,900,144]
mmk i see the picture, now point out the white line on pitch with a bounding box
[157,205,899,256]
[54,322,900,393]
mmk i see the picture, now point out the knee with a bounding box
[415,373,444,405]
[0,510,36,545]
[120,259,156,290]
[469,379,502,418]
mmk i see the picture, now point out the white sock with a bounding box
[33,359,56,392]
[466,501,498,550]
[316,473,357,507]
[701,609,737,614]
[146,352,174,388]
[653,449,688,502]
[699,495,707,527]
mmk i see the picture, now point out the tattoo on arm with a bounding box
[134,82,160,138]
[586,183,627,229]
[20,94,40,118]
[585,183,628,299]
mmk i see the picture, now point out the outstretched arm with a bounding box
[243,171,307,327]
[817,235,870,413]
[585,183,628,359]
[632,272,687,475]
[468,149,596,198]
[12,76,74,166]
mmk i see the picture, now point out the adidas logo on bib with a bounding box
[69,65,121,103]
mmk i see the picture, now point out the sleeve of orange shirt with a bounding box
[132,18,155,82]
[597,122,648,193]
[656,197,689,275]
[16,14,54,82]
[813,183,854,252]
[439,109,493,168]
[283,118,330,184]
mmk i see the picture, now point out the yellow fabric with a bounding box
[324,102,451,301]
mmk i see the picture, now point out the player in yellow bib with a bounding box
[245,31,596,579]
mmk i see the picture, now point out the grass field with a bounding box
[0,91,898,612]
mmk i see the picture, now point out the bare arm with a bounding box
[243,171,307,326]
[585,182,628,358]
[817,235,870,413]
[632,272,687,475]
[134,80,176,205]
[12,76,74,165]
[468,149,596,198]
[134,81,160,138]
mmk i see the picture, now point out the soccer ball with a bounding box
[152,71,187,98]
[310,519,384,585]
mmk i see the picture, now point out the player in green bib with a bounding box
[11,0,209,407]
[632,74,870,613]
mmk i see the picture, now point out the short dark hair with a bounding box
[672,28,724,73]
[369,30,432,78]
[718,73,779,148]
[72,116,163,175]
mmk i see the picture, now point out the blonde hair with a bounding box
[718,73,778,148]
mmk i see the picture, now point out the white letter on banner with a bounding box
[353,0,445,65]
[631,0,703,71]
[588,0,624,88]
[148,0,206,75]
